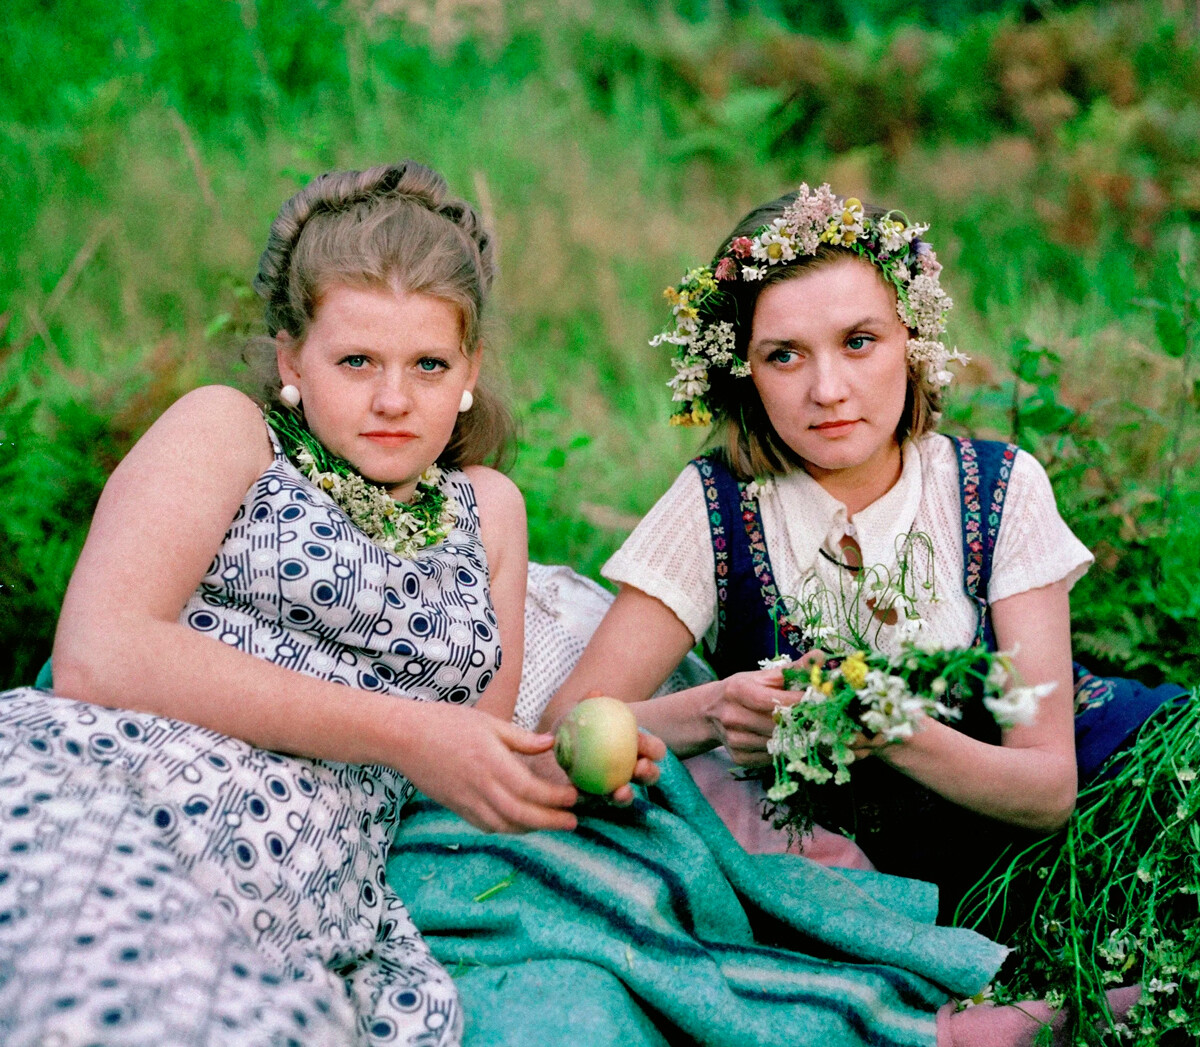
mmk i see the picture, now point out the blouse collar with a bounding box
[771,439,925,574]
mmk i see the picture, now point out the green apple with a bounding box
[554,696,639,794]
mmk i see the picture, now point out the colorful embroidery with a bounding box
[737,483,808,656]
[695,457,730,638]
[1073,666,1119,713]
[953,437,1016,647]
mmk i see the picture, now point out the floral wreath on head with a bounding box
[651,183,967,426]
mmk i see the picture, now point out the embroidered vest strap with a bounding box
[692,454,805,679]
[950,436,1018,651]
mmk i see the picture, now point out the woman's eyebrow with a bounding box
[840,314,893,333]
[748,336,803,356]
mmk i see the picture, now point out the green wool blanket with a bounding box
[386,753,1008,1047]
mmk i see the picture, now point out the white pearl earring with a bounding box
[280,384,302,408]
[458,389,474,413]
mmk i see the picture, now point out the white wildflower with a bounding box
[878,218,908,256]
[668,357,709,402]
[758,654,792,670]
[694,320,737,366]
[984,682,1054,727]
[751,218,798,265]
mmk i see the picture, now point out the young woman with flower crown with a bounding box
[535,185,1186,940]
[0,160,611,1047]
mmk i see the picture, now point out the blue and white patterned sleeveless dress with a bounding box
[0,423,500,1047]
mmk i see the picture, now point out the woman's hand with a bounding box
[608,730,667,805]
[533,692,668,806]
[848,729,897,763]
[704,665,795,767]
[393,702,579,834]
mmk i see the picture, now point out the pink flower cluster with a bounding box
[780,183,841,255]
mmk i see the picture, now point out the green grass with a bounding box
[3,0,1199,705]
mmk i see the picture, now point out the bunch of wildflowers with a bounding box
[763,645,1051,833]
[652,183,965,425]
[268,408,457,557]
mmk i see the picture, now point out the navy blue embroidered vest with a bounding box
[694,438,1030,918]
[694,437,1187,916]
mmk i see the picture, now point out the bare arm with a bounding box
[863,580,1078,832]
[463,465,527,723]
[539,583,795,764]
[52,386,577,832]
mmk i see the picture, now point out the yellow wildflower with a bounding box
[809,662,823,687]
[671,405,712,427]
[841,651,869,690]
[821,680,834,696]
[663,286,681,305]
[677,306,698,321]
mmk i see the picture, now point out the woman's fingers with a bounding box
[637,729,666,762]
[495,719,558,755]
[485,784,580,833]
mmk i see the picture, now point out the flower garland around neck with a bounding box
[266,408,457,557]
[652,182,968,426]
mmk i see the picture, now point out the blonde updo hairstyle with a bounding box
[705,191,941,481]
[252,160,513,469]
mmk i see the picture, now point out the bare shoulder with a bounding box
[133,385,273,477]
[156,386,270,447]
[461,465,526,520]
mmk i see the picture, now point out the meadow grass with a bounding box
[3,0,1198,688]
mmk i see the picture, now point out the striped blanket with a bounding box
[386,753,1008,1047]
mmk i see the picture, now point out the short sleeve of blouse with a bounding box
[601,464,717,644]
[989,449,1094,603]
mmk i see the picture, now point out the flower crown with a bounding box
[651,183,966,426]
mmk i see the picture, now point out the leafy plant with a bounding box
[957,699,1200,1046]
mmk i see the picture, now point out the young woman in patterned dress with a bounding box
[0,160,649,1047]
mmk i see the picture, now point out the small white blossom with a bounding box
[758,654,793,670]
[668,357,709,402]
[751,219,798,265]
[984,682,1054,727]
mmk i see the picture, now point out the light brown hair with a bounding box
[703,191,941,480]
[251,160,513,469]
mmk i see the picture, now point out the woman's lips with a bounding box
[811,420,859,437]
[362,431,417,445]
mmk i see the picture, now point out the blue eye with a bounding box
[768,348,797,364]
[340,355,369,369]
[417,357,448,373]
[846,336,874,352]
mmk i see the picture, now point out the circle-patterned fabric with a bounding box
[0,423,498,1046]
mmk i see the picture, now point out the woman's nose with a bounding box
[372,372,413,415]
[810,353,850,404]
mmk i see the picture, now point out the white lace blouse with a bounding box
[602,433,1093,657]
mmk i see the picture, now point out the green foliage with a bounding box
[958,700,1200,1045]
[3,0,1200,691]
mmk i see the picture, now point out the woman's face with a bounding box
[276,283,478,502]
[747,255,910,491]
